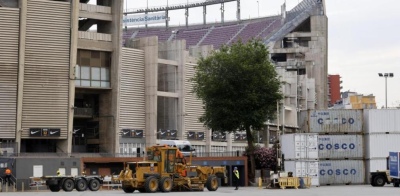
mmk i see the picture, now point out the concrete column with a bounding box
[227,132,233,151]
[16,0,27,153]
[111,0,123,153]
[129,37,159,148]
[206,129,211,153]
[64,0,79,154]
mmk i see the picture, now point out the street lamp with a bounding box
[378,73,394,109]
[257,1,259,17]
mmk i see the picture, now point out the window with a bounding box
[33,165,43,177]
[75,65,110,88]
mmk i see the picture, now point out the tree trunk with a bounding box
[245,126,256,183]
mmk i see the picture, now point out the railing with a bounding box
[13,151,244,158]
[78,31,112,42]
[73,107,94,117]
[79,3,111,14]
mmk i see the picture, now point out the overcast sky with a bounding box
[121,0,400,108]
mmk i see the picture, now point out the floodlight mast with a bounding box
[378,73,394,109]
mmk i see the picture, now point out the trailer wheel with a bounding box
[206,175,218,191]
[374,175,386,187]
[144,176,159,193]
[62,178,75,192]
[122,185,135,193]
[76,179,88,191]
[393,180,399,187]
[49,185,61,192]
[88,179,101,191]
[159,177,173,192]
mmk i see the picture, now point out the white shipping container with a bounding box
[365,133,400,158]
[318,135,363,159]
[308,110,363,133]
[364,109,400,133]
[319,160,365,185]
[284,160,320,186]
[281,133,318,160]
[366,158,387,173]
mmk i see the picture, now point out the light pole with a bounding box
[378,73,394,109]
[257,1,259,17]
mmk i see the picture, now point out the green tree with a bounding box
[191,39,283,181]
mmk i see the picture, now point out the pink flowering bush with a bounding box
[254,146,277,169]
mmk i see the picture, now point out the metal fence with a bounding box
[7,151,244,158]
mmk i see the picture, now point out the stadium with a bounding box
[0,0,327,188]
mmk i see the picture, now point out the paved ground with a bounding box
[3,185,400,196]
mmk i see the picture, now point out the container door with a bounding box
[307,134,318,159]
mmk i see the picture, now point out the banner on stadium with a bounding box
[123,12,166,26]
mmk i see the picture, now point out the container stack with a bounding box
[281,133,320,186]
[303,109,365,185]
[364,109,400,182]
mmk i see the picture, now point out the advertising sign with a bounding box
[123,12,166,26]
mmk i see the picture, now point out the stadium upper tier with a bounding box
[122,0,322,49]
[123,16,282,49]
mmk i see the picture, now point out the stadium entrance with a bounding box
[73,91,113,153]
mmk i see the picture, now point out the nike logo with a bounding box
[198,134,203,137]
[136,131,142,135]
[189,133,194,137]
[30,130,40,135]
[73,129,80,134]
[171,132,176,135]
[50,131,59,135]
[161,131,166,135]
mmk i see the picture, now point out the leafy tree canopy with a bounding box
[191,39,283,134]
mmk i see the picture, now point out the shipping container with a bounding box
[284,160,320,186]
[365,133,400,158]
[318,135,363,159]
[319,160,365,185]
[390,152,400,178]
[366,158,387,175]
[307,110,363,133]
[364,109,400,133]
[281,133,318,160]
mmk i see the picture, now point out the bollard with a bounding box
[258,177,262,189]
[22,182,24,192]
[5,184,8,192]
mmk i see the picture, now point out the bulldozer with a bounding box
[114,145,227,193]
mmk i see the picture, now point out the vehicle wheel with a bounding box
[122,185,135,193]
[76,179,88,191]
[159,177,173,192]
[370,178,376,187]
[62,178,75,192]
[138,188,146,192]
[88,179,101,191]
[393,181,399,187]
[206,175,218,191]
[144,176,159,193]
[49,185,61,192]
[374,175,386,187]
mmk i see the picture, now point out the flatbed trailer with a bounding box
[42,175,103,192]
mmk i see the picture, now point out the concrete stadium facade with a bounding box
[0,0,327,155]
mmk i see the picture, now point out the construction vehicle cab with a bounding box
[115,145,226,193]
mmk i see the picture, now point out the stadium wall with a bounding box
[119,48,146,135]
[0,8,19,138]
[21,0,71,139]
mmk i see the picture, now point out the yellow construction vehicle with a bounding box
[114,145,227,193]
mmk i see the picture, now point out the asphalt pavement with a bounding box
[3,185,400,196]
